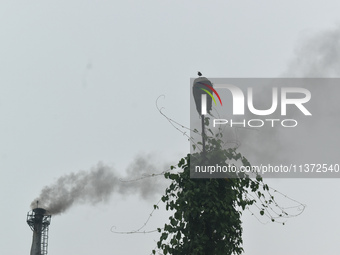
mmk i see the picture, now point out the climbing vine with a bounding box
[152,116,304,255]
[112,97,305,255]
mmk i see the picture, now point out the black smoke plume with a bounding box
[30,155,169,215]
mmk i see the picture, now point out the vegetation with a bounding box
[152,126,276,255]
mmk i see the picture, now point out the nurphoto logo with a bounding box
[189,78,339,179]
[198,82,312,128]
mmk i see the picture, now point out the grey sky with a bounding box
[1,1,340,255]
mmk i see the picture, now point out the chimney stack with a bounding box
[27,203,51,255]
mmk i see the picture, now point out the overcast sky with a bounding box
[1,1,340,255]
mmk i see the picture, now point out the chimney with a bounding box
[27,204,51,255]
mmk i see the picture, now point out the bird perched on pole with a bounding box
[197,71,202,77]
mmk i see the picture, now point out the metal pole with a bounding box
[201,114,205,155]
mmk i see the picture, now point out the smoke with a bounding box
[284,26,340,77]
[30,155,170,215]
[216,25,340,170]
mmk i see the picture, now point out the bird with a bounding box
[198,71,202,77]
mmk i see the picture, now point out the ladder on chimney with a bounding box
[41,224,49,255]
